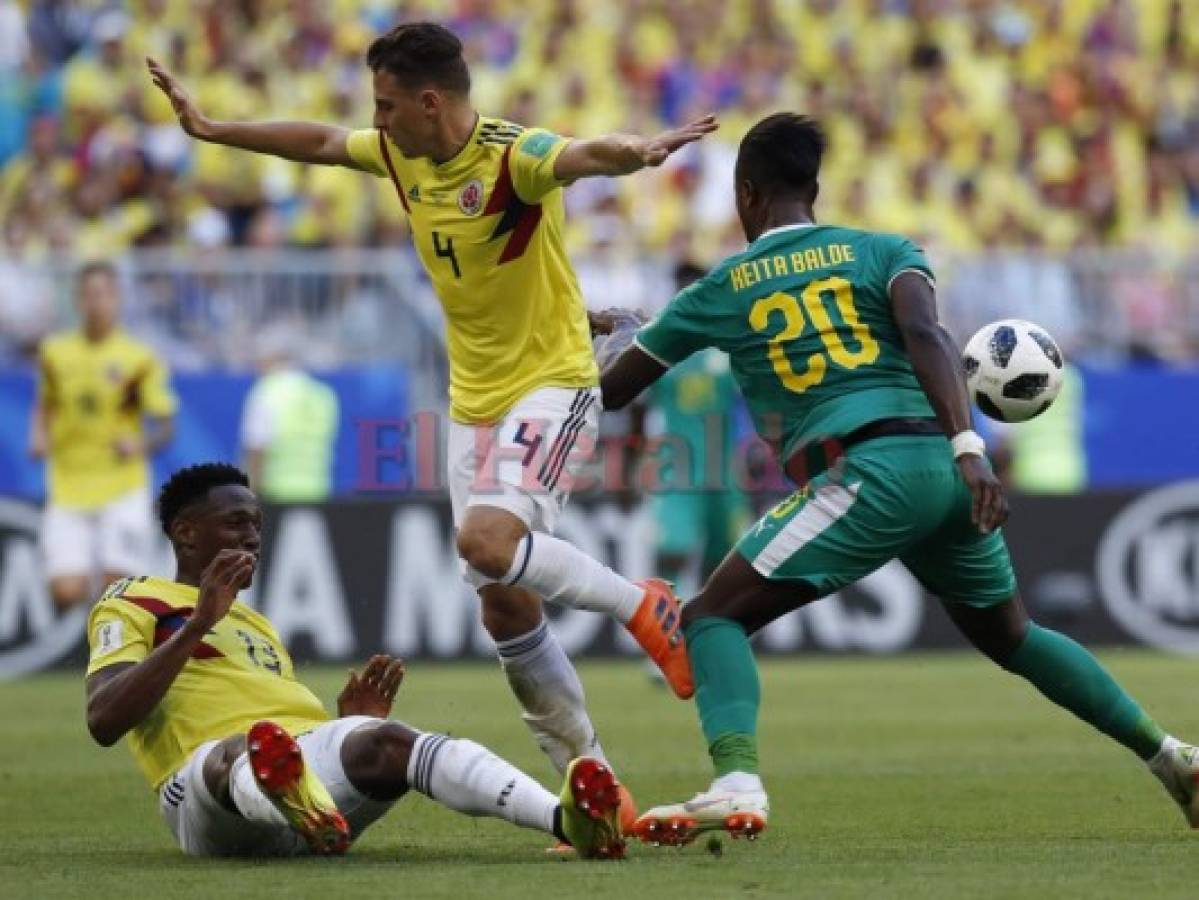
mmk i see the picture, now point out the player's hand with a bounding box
[592,308,648,370]
[588,306,647,337]
[146,57,212,139]
[28,431,46,460]
[338,655,405,718]
[193,549,255,630]
[637,114,718,167]
[956,454,1009,534]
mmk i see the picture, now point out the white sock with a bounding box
[711,771,765,794]
[407,733,558,836]
[504,533,643,623]
[495,618,608,774]
[1149,734,1184,773]
[228,751,288,827]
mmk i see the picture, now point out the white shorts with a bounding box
[41,488,154,579]
[158,716,394,857]
[447,385,599,535]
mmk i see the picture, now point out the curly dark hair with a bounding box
[156,463,249,535]
[366,21,470,93]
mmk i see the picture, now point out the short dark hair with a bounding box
[735,113,827,200]
[366,22,470,93]
[76,259,118,285]
[157,463,249,535]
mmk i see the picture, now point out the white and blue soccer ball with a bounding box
[962,319,1065,422]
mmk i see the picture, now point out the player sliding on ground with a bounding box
[148,22,711,835]
[599,112,1199,845]
[84,463,624,859]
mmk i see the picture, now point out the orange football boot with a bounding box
[624,578,693,699]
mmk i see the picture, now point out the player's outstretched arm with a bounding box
[85,549,255,746]
[146,57,358,168]
[891,271,1008,533]
[553,114,718,180]
[599,345,667,411]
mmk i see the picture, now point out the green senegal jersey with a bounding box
[636,223,936,461]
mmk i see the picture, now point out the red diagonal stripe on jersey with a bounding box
[377,129,410,213]
[483,146,515,215]
[484,145,543,264]
[496,204,543,264]
[124,595,225,659]
[122,595,179,617]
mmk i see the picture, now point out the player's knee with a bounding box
[991,617,1032,669]
[455,523,518,579]
[343,721,418,799]
[371,721,418,772]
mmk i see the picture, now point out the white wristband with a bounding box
[951,430,986,459]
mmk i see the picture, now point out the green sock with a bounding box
[1007,623,1166,760]
[685,616,761,776]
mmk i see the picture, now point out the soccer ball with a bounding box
[962,320,1065,422]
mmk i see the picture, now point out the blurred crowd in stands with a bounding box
[1,0,1197,365]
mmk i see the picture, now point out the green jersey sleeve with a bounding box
[874,233,935,289]
[636,278,718,367]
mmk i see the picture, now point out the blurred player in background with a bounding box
[602,113,1199,844]
[647,261,751,596]
[239,336,340,504]
[147,21,716,827]
[29,260,176,610]
[84,463,624,859]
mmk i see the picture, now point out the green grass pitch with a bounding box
[2,651,1197,899]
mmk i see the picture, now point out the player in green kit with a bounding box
[599,113,1199,844]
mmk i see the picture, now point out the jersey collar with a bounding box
[751,221,818,246]
[431,113,484,171]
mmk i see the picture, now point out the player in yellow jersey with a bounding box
[147,21,713,815]
[30,261,176,610]
[85,463,626,858]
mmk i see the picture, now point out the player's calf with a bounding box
[339,719,418,801]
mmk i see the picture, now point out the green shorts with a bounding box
[735,435,1016,607]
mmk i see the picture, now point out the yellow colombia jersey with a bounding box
[38,330,178,509]
[346,117,598,423]
[85,576,329,790]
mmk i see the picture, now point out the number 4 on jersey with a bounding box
[433,231,461,278]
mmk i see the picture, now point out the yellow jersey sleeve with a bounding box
[509,128,570,204]
[85,593,154,676]
[346,128,390,178]
[133,347,178,418]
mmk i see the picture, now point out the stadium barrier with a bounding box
[2,482,1198,677]
[4,248,1199,366]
